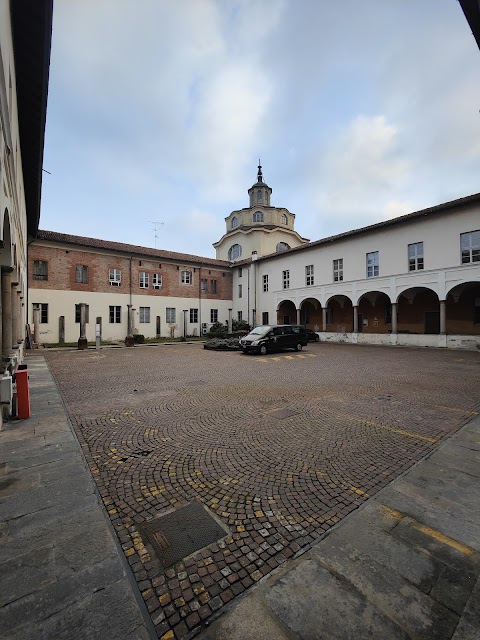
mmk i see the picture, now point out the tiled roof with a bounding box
[36,230,231,268]
[235,191,480,265]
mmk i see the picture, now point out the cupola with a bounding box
[247,160,272,207]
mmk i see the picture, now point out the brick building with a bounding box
[29,166,480,350]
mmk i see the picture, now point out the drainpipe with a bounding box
[199,263,202,337]
[125,256,134,346]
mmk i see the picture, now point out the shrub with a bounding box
[204,337,240,351]
[133,334,145,344]
[232,319,250,332]
[206,322,228,339]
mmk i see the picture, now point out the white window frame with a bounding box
[306,265,314,286]
[210,309,218,323]
[109,268,121,286]
[153,273,162,289]
[333,258,343,282]
[190,308,198,323]
[228,244,242,260]
[231,216,238,229]
[283,270,290,290]
[75,264,88,284]
[139,307,150,323]
[281,214,287,225]
[253,211,264,222]
[139,271,149,288]
[201,278,208,292]
[166,307,176,323]
[366,252,379,278]
[460,230,480,264]
[109,305,121,323]
[408,242,424,271]
[263,275,269,292]
[181,270,192,285]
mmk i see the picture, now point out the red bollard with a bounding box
[16,369,30,419]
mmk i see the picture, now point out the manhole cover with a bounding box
[139,502,229,569]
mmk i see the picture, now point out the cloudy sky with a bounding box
[40,0,480,258]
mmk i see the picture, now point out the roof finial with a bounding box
[257,158,263,183]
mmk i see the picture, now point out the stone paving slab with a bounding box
[203,415,480,640]
[0,356,154,640]
[43,342,480,638]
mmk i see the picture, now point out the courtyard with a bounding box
[45,342,480,638]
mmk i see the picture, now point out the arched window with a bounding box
[257,189,262,203]
[228,244,242,260]
[253,211,264,223]
[281,214,288,225]
[276,242,290,252]
[231,216,238,229]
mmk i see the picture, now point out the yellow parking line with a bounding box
[436,405,479,416]
[270,357,281,362]
[413,523,474,555]
[296,355,306,359]
[304,353,316,358]
[349,486,369,497]
[284,356,295,360]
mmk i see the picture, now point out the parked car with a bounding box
[306,329,320,342]
[240,325,308,355]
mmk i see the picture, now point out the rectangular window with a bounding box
[460,230,480,264]
[263,275,269,292]
[408,242,424,271]
[139,307,150,323]
[139,271,149,288]
[210,280,217,294]
[262,312,269,325]
[153,273,162,289]
[238,311,243,321]
[333,258,343,282]
[283,270,290,290]
[109,306,121,323]
[75,264,89,284]
[238,268,242,277]
[306,265,314,286]
[33,303,48,323]
[366,251,379,277]
[181,270,192,284]
[201,278,208,292]
[33,260,48,281]
[238,284,243,298]
[210,309,218,323]
[166,307,176,323]
[190,308,198,323]
[75,304,90,323]
[109,268,121,286]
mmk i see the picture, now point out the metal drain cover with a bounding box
[140,502,228,569]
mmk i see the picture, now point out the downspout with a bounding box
[199,263,202,336]
[247,265,250,327]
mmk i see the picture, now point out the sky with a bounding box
[40,0,480,259]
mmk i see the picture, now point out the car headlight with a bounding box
[251,339,260,346]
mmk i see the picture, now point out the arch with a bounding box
[257,189,262,203]
[446,281,480,336]
[299,297,322,329]
[276,242,290,252]
[281,213,288,225]
[324,294,353,332]
[276,299,297,325]
[231,216,238,229]
[0,209,13,267]
[397,286,440,335]
[228,244,242,261]
[253,211,264,223]
[357,291,392,334]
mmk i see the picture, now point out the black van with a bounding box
[239,325,308,355]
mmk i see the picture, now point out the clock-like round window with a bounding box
[228,244,242,260]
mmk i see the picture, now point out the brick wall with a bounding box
[29,243,233,301]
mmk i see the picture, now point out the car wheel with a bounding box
[295,343,302,352]
[260,345,267,356]
[315,335,320,342]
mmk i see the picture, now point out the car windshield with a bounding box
[249,326,270,336]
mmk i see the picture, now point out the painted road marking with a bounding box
[436,405,479,416]
[412,522,475,555]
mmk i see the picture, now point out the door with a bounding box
[425,311,440,334]
[156,316,161,338]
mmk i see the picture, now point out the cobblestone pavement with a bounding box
[46,343,480,640]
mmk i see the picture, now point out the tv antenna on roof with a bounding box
[149,221,164,248]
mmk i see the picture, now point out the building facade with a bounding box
[29,168,480,350]
[29,231,233,343]
[0,0,52,410]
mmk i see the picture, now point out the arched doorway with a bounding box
[397,287,440,334]
[299,297,322,329]
[277,299,297,325]
[325,295,353,332]
[446,282,480,335]
[357,291,392,334]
